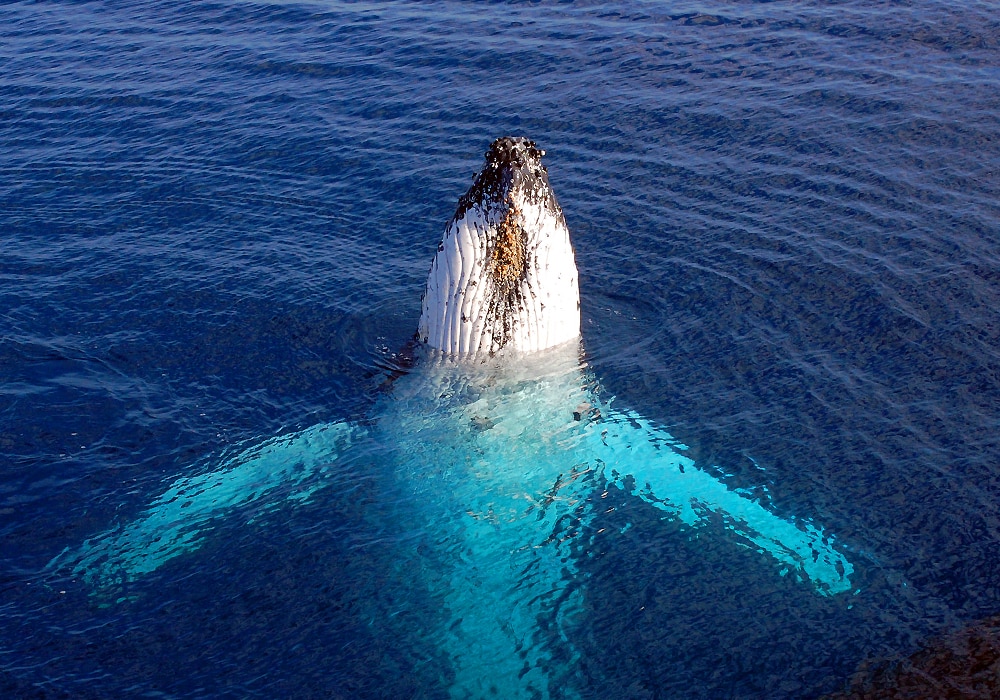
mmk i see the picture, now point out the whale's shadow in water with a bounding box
[48,138,856,699]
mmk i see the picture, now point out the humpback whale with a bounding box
[50,137,854,699]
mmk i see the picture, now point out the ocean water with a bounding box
[2,0,999,697]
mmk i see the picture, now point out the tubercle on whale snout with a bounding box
[452,136,562,225]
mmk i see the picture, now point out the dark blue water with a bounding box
[3,0,999,697]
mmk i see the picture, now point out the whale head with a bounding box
[418,137,580,356]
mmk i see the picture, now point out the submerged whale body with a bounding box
[51,137,855,698]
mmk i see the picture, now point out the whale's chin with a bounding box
[418,136,581,357]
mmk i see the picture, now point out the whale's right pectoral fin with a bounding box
[49,420,364,593]
[589,406,854,596]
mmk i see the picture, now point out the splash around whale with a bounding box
[49,137,855,699]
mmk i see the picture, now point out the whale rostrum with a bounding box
[419,137,580,355]
[50,137,855,700]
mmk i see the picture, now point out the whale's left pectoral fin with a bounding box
[589,406,854,596]
[50,421,364,593]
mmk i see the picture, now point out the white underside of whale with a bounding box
[419,198,580,356]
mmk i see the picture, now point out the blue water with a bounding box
[2,0,999,697]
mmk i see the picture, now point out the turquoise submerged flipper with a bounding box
[50,421,361,589]
[591,404,853,596]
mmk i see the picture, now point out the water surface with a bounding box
[2,1,999,697]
